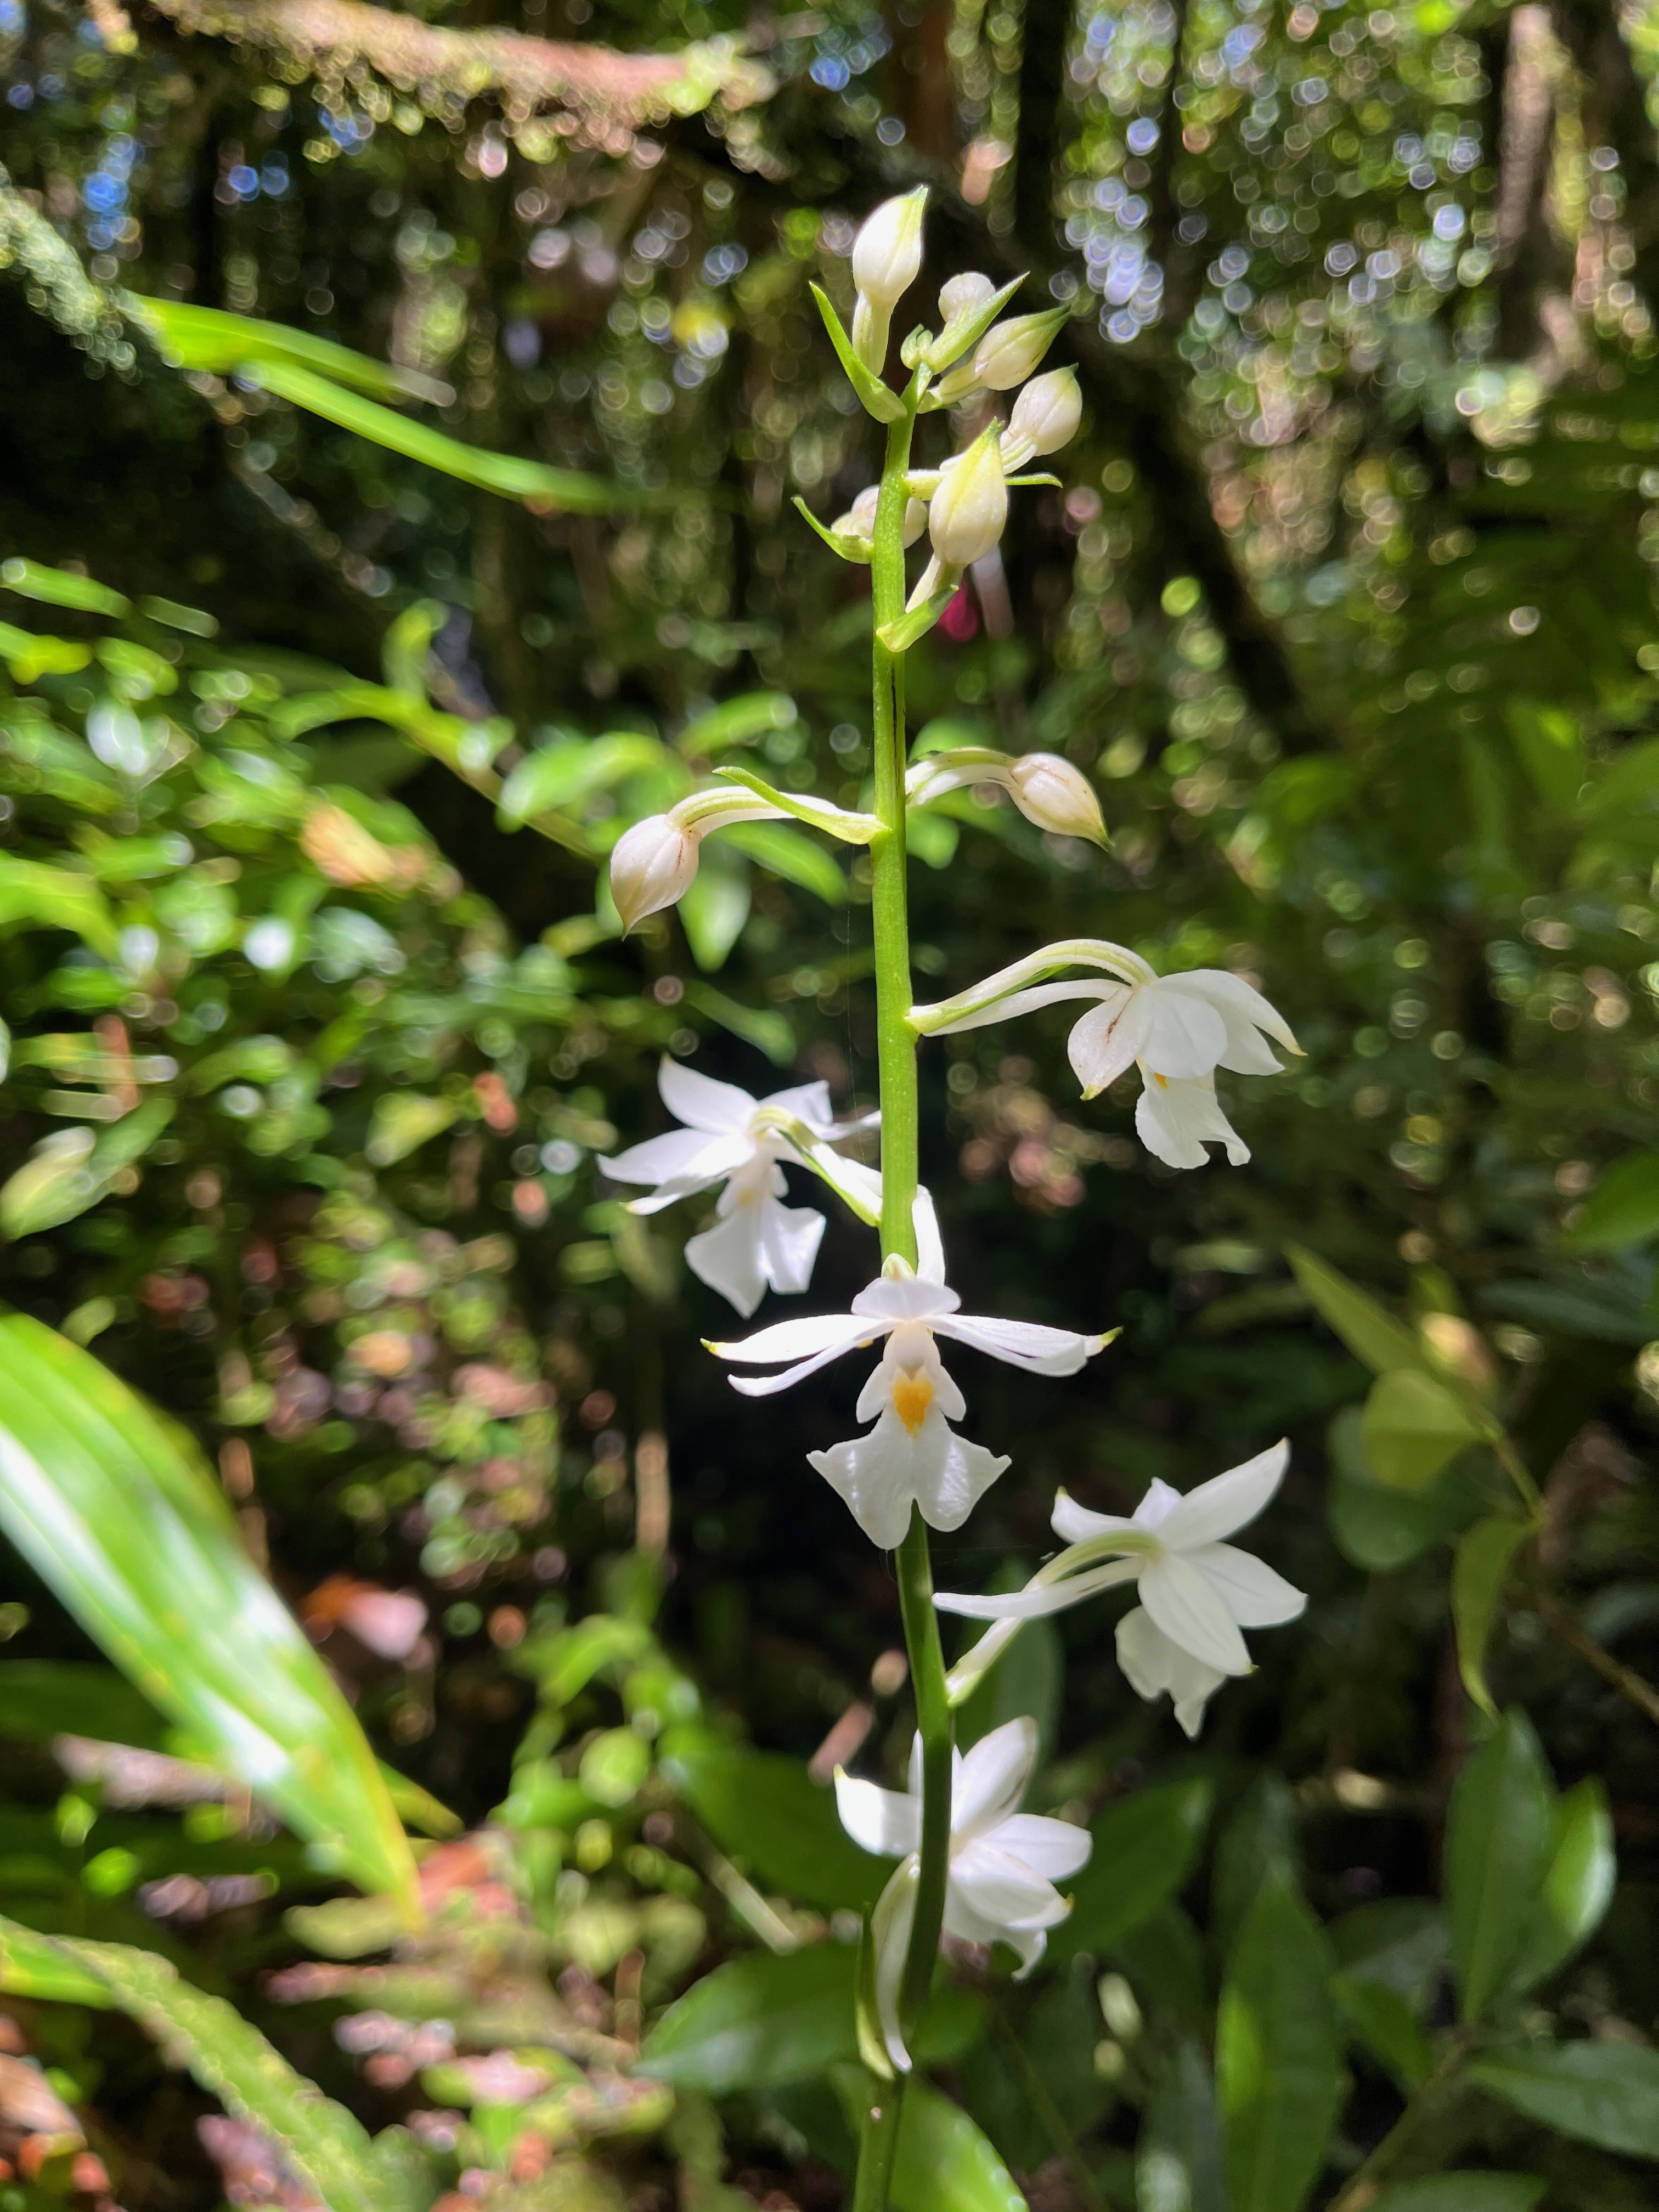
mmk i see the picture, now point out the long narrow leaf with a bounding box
[0,1314,419,1915]
[123,294,450,404]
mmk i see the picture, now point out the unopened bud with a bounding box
[927,428,1008,568]
[938,272,995,323]
[1007,752,1107,843]
[851,484,927,545]
[610,814,699,930]
[1008,368,1081,457]
[973,308,1068,391]
[852,188,928,311]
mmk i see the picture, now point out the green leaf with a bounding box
[890,2081,1028,2212]
[1446,1710,1553,2022]
[0,855,117,952]
[1285,1246,1427,1376]
[678,691,799,757]
[640,1944,857,2091]
[365,1092,459,1167]
[498,733,668,823]
[1471,2041,1659,2158]
[1138,2035,1228,2212]
[1559,1152,1659,1251]
[1369,2179,1544,2212]
[0,1918,112,2006]
[661,1736,886,1912]
[809,284,905,422]
[1505,698,1583,816]
[1578,733,1659,819]
[0,1918,416,2212]
[1330,1971,1431,2089]
[1325,1406,1483,1571]
[1361,1368,1486,1492]
[682,980,795,1066]
[0,620,94,680]
[1052,1780,1213,1961]
[235,357,632,514]
[1216,1873,1340,2212]
[1452,1516,1532,1717]
[0,1315,419,1915]
[123,295,450,403]
[0,1658,166,1747]
[0,555,128,616]
[679,844,751,971]
[721,820,847,904]
[1508,1777,1616,1994]
[1212,1774,1299,1960]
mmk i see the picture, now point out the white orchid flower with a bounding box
[706,1195,1110,1545]
[600,1058,879,1318]
[837,1717,1091,2070]
[936,1442,1305,1737]
[914,943,1298,1172]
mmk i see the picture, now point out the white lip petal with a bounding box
[911,1423,1008,1531]
[755,1198,828,1299]
[935,1312,1107,1375]
[684,1210,770,1317]
[835,1771,921,1858]
[1135,1074,1249,1170]
[991,1811,1092,1882]
[851,1276,962,1322]
[1116,1606,1225,1736]
[952,1716,1036,1837]
[1139,1553,1252,1676]
[1155,1441,1290,1550]
[657,1056,758,1134]
[810,1415,924,1549]
[1190,1542,1306,1627]
[933,1558,1139,1620]
[600,1127,744,1190]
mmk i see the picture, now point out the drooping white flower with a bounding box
[919,949,1298,1171]
[1003,369,1082,469]
[837,1717,1091,2069]
[935,1442,1305,1738]
[909,747,1105,845]
[707,1211,1109,1544]
[926,425,1008,569]
[600,1058,879,1317]
[850,187,928,370]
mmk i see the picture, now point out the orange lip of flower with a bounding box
[891,1372,934,1435]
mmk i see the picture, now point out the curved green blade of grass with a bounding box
[0,1312,419,1916]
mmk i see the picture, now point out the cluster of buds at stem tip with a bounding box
[907,746,1107,845]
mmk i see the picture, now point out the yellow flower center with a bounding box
[891,1372,934,1436]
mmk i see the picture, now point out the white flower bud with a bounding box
[973,308,1068,391]
[1008,368,1081,457]
[850,486,927,545]
[1007,753,1107,843]
[927,428,1008,568]
[938,272,995,323]
[851,188,928,311]
[610,814,699,930]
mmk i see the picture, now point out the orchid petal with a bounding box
[600,1128,748,1192]
[1191,1542,1306,1627]
[872,1857,920,2074]
[1133,1477,1184,1529]
[1065,990,1138,1094]
[1116,1606,1225,1737]
[952,1716,1036,1837]
[852,1275,961,1322]
[934,1312,1108,1375]
[1135,1073,1249,1170]
[1154,1441,1290,1550]
[1134,982,1231,1080]
[991,1812,1092,1882]
[1139,1553,1251,1675]
[1050,1491,1142,1544]
[810,1414,927,1550]
[684,1211,770,1318]
[657,1056,757,1134]
[913,1186,946,1284]
[755,1198,828,1298]
[759,1078,834,1129]
[1177,969,1299,1058]
[947,1838,1070,1933]
[709,1309,881,1367]
[835,1770,921,1858]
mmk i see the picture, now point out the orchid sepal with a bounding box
[810,282,905,424]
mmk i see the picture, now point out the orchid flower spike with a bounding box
[936,1442,1305,1737]
[837,1717,1091,2069]
[924,951,1299,1171]
[706,1193,1110,1546]
[600,1059,879,1317]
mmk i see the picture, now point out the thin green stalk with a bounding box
[851,377,955,2212]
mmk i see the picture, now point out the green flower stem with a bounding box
[853,381,955,2210]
